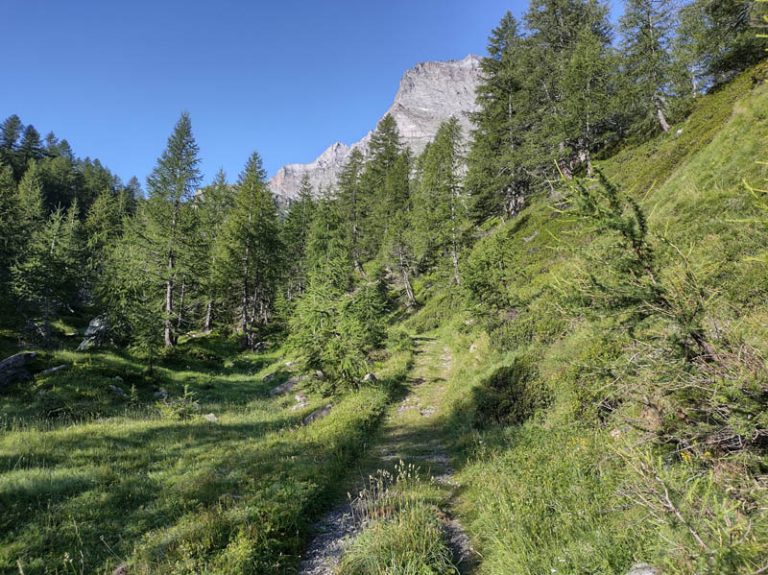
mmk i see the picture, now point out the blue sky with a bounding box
[2,0,531,186]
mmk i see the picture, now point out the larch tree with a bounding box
[413,118,467,285]
[213,152,282,348]
[280,173,315,302]
[12,202,83,341]
[336,149,365,273]
[620,0,677,135]
[197,169,236,332]
[144,112,202,347]
[465,11,529,220]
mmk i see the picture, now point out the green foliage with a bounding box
[290,278,388,389]
[156,384,200,420]
[213,152,282,347]
[472,355,547,428]
[12,203,83,340]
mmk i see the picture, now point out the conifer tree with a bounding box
[12,203,82,341]
[336,149,365,272]
[213,152,282,347]
[197,169,236,332]
[359,114,405,260]
[0,115,23,178]
[0,163,19,306]
[280,173,315,302]
[143,112,202,347]
[19,125,43,170]
[16,160,44,227]
[676,0,768,84]
[620,0,677,134]
[466,12,528,220]
[413,118,467,285]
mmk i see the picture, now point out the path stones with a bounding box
[626,564,659,575]
[270,375,303,397]
[303,405,333,425]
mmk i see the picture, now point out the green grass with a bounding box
[421,66,768,574]
[0,336,413,574]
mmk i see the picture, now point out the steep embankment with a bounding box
[436,67,768,574]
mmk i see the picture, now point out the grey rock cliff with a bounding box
[269,54,481,203]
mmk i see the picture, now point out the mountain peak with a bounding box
[269,55,481,202]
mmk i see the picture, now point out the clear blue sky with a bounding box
[2,0,534,186]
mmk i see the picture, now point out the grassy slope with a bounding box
[416,68,768,575]
[0,336,412,574]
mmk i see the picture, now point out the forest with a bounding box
[2,0,768,573]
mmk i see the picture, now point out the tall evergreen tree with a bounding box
[466,11,528,220]
[144,112,202,347]
[281,173,316,302]
[213,152,282,347]
[620,0,677,134]
[197,169,236,332]
[12,203,82,340]
[413,118,468,285]
[336,149,366,272]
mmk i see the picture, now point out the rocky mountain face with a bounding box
[269,54,482,202]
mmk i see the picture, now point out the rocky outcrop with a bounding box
[270,54,482,203]
[0,352,36,390]
[77,316,109,351]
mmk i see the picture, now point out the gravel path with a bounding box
[297,340,477,574]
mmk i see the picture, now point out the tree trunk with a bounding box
[656,106,671,133]
[176,282,186,333]
[164,276,174,348]
[204,300,213,333]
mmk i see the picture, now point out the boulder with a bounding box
[77,316,109,351]
[109,385,127,398]
[270,376,302,397]
[0,352,36,390]
[302,404,332,425]
[362,372,378,384]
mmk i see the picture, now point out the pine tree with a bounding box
[620,0,677,134]
[12,203,83,341]
[359,114,405,260]
[144,112,202,347]
[413,118,467,285]
[213,152,282,347]
[281,173,315,302]
[336,149,365,272]
[197,169,236,332]
[466,12,529,220]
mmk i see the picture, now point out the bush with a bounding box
[472,356,548,428]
